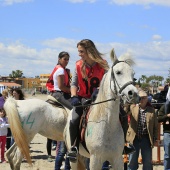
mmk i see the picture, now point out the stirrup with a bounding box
[67,146,78,163]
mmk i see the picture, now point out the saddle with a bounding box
[79,99,92,150]
[46,95,64,108]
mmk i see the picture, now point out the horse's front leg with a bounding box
[77,155,86,170]
[70,154,86,170]
[109,155,124,170]
[70,160,78,170]
[108,147,124,170]
[6,143,17,170]
[90,154,103,170]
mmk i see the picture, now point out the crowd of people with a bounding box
[0,39,170,170]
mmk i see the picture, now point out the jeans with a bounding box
[52,92,72,110]
[85,158,90,170]
[10,136,15,146]
[55,141,70,170]
[128,135,153,170]
[102,161,110,170]
[164,133,170,170]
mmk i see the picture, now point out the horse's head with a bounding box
[110,48,138,103]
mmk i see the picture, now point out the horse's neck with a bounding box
[91,71,120,123]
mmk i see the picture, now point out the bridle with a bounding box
[110,60,134,96]
[75,60,134,108]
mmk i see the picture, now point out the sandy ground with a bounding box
[1,94,164,170]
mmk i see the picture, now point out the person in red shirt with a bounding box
[67,40,136,166]
[67,39,109,162]
[46,51,72,170]
[46,51,72,110]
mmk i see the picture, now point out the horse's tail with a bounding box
[4,97,32,165]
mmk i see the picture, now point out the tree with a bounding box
[166,68,170,82]
[138,74,164,92]
[35,76,40,78]
[9,70,23,78]
[141,75,147,83]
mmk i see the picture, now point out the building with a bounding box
[0,74,50,93]
[40,74,50,90]
[0,82,21,94]
[15,77,41,90]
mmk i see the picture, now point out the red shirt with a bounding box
[46,65,70,92]
[76,60,105,98]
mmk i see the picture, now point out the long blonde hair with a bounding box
[77,39,109,79]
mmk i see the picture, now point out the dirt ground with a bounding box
[0,94,164,170]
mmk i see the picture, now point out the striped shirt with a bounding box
[137,108,148,138]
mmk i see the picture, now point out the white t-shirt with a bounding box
[0,117,9,136]
[53,67,65,91]
[166,87,170,101]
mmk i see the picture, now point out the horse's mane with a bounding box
[90,73,109,121]
[89,50,135,121]
[119,53,135,66]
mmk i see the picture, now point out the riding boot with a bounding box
[67,121,79,162]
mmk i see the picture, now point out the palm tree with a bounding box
[15,70,23,77]
[140,75,147,83]
[9,70,23,78]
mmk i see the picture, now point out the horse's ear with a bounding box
[110,48,118,64]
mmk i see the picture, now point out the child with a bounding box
[0,108,9,163]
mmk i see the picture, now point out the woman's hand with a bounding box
[71,96,80,106]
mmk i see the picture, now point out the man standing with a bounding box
[126,90,158,170]
[158,104,170,170]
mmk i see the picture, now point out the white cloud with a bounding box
[152,34,162,40]
[1,0,170,6]
[0,38,170,80]
[66,0,170,6]
[1,0,33,6]
[109,0,170,7]
[66,0,96,3]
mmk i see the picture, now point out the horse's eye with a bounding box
[116,71,121,75]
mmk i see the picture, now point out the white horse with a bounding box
[4,48,137,170]
[64,49,138,170]
[4,97,73,170]
[4,97,87,170]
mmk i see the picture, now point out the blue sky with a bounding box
[0,0,170,83]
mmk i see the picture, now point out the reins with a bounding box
[75,97,117,108]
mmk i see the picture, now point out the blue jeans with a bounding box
[102,161,110,170]
[54,141,70,170]
[128,135,153,170]
[10,136,15,146]
[164,133,170,170]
